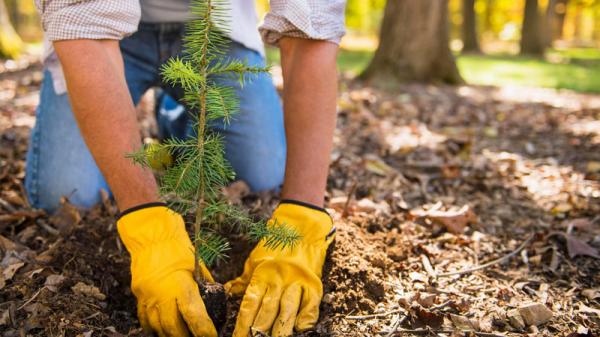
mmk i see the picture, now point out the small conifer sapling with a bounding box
[127,0,300,324]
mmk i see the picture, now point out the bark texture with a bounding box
[462,0,481,53]
[520,0,546,56]
[361,0,463,86]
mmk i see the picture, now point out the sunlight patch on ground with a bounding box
[488,85,600,109]
[482,150,600,212]
[565,120,600,144]
[381,122,447,153]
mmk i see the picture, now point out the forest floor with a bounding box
[1,56,600,337]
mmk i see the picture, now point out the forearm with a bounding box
[53,39,158,210]
[279,38,339,206]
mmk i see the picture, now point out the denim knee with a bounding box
[25,71,110,212]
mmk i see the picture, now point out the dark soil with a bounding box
[1,58,599,336]
[199,281,227,332]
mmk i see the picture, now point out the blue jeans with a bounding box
[25,22,286,212]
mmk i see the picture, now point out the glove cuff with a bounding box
[117,201,168,220]
[273,200,335,243]
[279,199,329,215]
[116,204,192,255]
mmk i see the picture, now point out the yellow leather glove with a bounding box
[117,203,217,337]
[225,200,335,337]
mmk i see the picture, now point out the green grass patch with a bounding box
[267,46,600,93]
[457,51,600,93]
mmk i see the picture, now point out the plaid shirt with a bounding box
[36,0,345,94]
[36,0,346,45]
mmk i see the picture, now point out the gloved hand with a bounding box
[225,200,335,337]
[117,203,217,337]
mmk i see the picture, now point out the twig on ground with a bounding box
[437,234,534,277]
[0,197,16,213]
[342,180,358,218]
[81,311,101,321]
[384,315,407,337]
[345,307,404,321]
[17,286,45,310]
[421,254,436,277]
[430,300,454,311]
[381,328,505,337]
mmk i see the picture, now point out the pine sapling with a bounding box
[127,0,300,321]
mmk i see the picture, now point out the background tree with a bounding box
[482,0,495,33]
[361,0,463,85]
[0,0,22,58]
[546,0,569,43]
[520,0,546,55]
[462,0,481,53]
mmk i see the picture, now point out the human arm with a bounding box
[44,2,216,336]
[225,1,345,335]
[53,39,159,210]
[279,37,339,206]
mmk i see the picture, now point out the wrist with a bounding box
[117,201,168,220]
[116,204,191,255]
[273,200,334,243]
[279,199,328,215]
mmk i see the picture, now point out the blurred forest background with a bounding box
[1,0,600,92]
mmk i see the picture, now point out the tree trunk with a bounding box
[543,0,557,47]
[572,4,583,42]
[462,0,481,53]
[520,0,545,56]
[483,0,494,34]
[0,0,22,58]
[546,0,568,44]
[553,0,568,40]
[361,0,463,86]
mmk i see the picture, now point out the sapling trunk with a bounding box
[193,26,208,284]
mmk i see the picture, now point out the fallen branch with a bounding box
[437,234,534,277]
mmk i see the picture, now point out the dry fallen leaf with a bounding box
[507,308,526,329]
[581,289,600,300]
[450,313,478,330]
[0,261,25,289]
[44,274,66,292]
[563,218,593,233]
[413,307,444,329]
[519,302,553,326]
[549,232,600,259]
[49,199,81,235]
[410,204,477,234]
